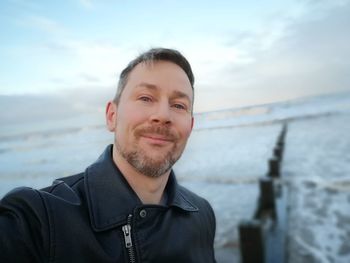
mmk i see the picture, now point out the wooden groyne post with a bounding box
[239,123,288,263]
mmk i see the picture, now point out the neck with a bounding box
[112,144,170,205]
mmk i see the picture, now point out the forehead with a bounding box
[125,61,193,98]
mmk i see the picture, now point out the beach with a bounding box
[1,91,350,262]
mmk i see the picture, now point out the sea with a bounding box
[1,90,350,263]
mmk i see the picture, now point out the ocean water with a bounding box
[283,114,350,263]
[1,90,350,262]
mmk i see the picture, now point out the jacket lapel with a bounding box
[84,145,198,232]
[84,145,141,231]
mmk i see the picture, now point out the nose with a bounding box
[150,100,172,125]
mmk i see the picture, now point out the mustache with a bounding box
[134,126,178,141]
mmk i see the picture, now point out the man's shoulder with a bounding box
[176,184,213,212]
[177,184,202,201]
[176,184,216,229]
[1,172,86,209]
[41,172,85,192]
[38,172,85,205]
[0,186,49,224]
[1,186,43,205]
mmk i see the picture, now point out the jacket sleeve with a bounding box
[204,199,217,263]
[0,187,50,263]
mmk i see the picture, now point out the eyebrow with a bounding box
[135,82,192,103]
[171,90,192,104]
[136,82,158,90]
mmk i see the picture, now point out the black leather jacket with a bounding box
[0,145,216,262]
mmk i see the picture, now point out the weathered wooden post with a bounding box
[273,146,282,160]
[268,157,280,178]
[277,123,287,149]
[239,219,265,263]
[238,123,288,263]
[256,177,277,220]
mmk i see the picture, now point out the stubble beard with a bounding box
[115,127,184,178]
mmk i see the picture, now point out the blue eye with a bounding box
[139,96,152,102]
[173,103,186,110]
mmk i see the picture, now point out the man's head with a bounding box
[113,48,195,109]
[106,48,194,178]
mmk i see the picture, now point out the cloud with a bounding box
[78,0,93,9]
[195,0,350,111]
[43,39,132,87]
[44,42,73,53]
[4,0,42,12]
[79,73,101,83]
[17,14,65,35]
[253,1,350,87]
[0,84,114,125]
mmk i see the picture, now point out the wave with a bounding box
[0,124,105,143]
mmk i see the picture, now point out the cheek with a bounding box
[178,119,193,139]
[126,104,149,123]
[117,106,146,130]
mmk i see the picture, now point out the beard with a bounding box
[115,125,184,178]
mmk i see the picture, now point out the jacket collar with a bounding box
[84,145,198,232]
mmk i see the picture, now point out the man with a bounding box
[0,48,216,262]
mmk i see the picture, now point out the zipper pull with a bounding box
[122,224,133,248]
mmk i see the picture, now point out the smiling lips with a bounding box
[134,125,178,146]
[141,134,174,145]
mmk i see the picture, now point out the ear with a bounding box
[106,101,117,132]
[190,116,194,130]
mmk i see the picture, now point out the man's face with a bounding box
[108,61,194,178]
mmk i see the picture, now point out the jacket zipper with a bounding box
[122,214,136,263]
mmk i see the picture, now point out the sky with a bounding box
[0,0,350,113]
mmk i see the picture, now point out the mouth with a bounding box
[135,126,178,147]
[140,134,175,145]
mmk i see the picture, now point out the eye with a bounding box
[139,96,152,102]
[172,103,187,110]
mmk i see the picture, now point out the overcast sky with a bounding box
[0,0,349,112]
